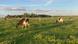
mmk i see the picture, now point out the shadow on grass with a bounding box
[29,20,74,33]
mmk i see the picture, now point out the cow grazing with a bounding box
[16,18,29,28]
[56,17,64,23]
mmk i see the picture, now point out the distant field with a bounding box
[0,16,78,44]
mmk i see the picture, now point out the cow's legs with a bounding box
[23,25,26,28]
[16,23,19,28]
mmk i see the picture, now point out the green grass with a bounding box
[0,17,78,44]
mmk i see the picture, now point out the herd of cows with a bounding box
[12,16,64,29]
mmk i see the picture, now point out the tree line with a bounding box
[5,13,52,18]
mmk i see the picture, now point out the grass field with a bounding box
[0,16,78,44]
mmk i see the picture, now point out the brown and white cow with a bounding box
[16,18,29,28]
[56,17,64,23]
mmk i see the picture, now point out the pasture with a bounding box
[0,16,78,44]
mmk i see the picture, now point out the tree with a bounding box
[30,13,37,17]
[23,13,30,17]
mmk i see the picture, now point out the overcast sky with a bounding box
[0,0,78,16]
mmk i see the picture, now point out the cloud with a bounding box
[5,7,26,11]
[0,0,54,7]
[44,0,54,6]
[25,0,54,7]
[23,0,54,7]
[0,6,26,11]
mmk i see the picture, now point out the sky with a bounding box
[0,0,78,16]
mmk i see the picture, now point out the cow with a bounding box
[16,18,29,28]
[56,17,64,24]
